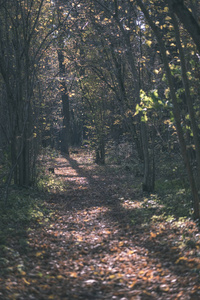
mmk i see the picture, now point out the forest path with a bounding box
[1,152,200,299]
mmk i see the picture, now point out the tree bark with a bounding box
[56,0,70,155]
[57,49,70,155]
[171,10,200,188]
[95,136,105,165]
[141,122,154,192]
[169,0,200,54]
[136,0,200,219]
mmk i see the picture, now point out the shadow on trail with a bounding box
[59,155,137,208]
[57,155,162,234]
[1,153,197,300]
[1,154,199,300]
[50,154,200,299]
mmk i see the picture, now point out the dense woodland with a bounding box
[0,1,200,299]
[1,0,200,217]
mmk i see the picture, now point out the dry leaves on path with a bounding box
[0,152,200,299]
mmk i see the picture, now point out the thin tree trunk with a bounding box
[141,122,154,192]
[169,0,200,54]
[95,136,105,165]
[136,0,200,219]
[171,10,200,187]
[57,49,70,155]
[11,137,18,184]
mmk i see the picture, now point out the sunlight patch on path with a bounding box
[32,203,183,299]
[121,200,142,209]
[55,167,78,176]
[55,166,90,186]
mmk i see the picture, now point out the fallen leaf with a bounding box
[150,232,157,238]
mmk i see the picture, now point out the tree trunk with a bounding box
[136,0,200,219]
[171,10,200,188]
[57,49,70,155]
[169,0,200,54]
[95,137,105,165]
[11,137,18,185]
[141,122,154,192]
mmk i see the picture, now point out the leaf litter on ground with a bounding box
[0,150,200,299]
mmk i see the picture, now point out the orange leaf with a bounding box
[70,272,78,278]
[129,279,137,288]
[175,256,187,264]
[150,232,157,238]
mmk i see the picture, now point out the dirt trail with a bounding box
[1,153,200,299]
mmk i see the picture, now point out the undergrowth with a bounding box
[128,177,194,229]
[0,187,51,257]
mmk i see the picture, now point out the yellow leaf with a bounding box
[124,25,130,31]
[143,290,152,296]
[146,40,152,47]
[129,279,137,288]
[20,271,26,276]
[23,278,30,285]
[128,250,135,255]
[175,256,187,264]
[94,272,99,275]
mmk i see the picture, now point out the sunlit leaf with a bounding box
[70,272,78,278]
[23,278,30,285]
[36,252,43,257]
[175,256,187,264]
[150,232,157,238]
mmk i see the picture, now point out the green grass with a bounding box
[0,187,50,257]
[155,177,192,217]
[128,177,193,227]
[37,172,67,193]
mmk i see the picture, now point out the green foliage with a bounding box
[0,188,50,255]
[155,179,192,217]
[37,163,67,193]
[36,149,69,193]
[128,174,192,228]
[37,173,67,193]
[135,89,167,122]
